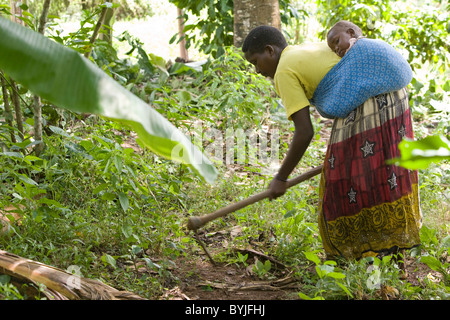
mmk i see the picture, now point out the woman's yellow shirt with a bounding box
[274,43,340,120]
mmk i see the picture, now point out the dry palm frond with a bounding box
[0,250,145,300]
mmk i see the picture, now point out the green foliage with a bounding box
[48,5,116,56]
[388,135,450,169]
[387,3,449,67]
[418,226,450,287]
[0,2,211,297]
[169,0,234,58]
[193,46,278,128]
[252,259,272,278]
[300,251,352,299]
[315,0,392,39]
[0,113,192,296]
[0,278,25,300]
[169,0,305,57]
[384,3,449,118]
[0,16,217,183]
[273,201,321,260]
[19,0,154,21]
[0,0,449,300]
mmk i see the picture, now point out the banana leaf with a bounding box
[388,134,450,169]
[0,17,217,183]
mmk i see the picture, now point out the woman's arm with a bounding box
[268,106,314,200]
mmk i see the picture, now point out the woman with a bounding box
[242,25,422,263]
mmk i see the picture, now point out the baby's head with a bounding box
[327,21,363,57]
[242,26,287,79]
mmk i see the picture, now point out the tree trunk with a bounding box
[37,0,51,34]
[9,79,24,142]
[233,0,281,48]
[99,0,115,45]
[9,0,22,25]
[33,0,51,157]
[81,0,88,10]
[177,7,189,62]
[84,2,108,58]
[8,1,25,142]
[0,72,16,143]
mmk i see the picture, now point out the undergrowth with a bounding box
[0,6,449,300]
[1,104,449,300]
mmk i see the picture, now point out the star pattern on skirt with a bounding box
[376,94,388,109]
[348,187,357,204]
[360,140,376,158]
[345,110,356,125]
[388,172,398,190]
[398,124,406,138]
[328,153,336,169]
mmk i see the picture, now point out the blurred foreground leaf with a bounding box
[388,134,450,169]
[0,17,217,183]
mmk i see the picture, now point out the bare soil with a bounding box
[164,250,302,300]
[160,230,442,301]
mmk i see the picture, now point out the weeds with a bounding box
[0,3,449,300]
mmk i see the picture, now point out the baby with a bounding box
[311,20,413,119]
[326,20,365,57]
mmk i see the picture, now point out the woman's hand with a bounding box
[268,176,288,200]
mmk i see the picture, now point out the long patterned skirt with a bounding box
[318,88,422,260]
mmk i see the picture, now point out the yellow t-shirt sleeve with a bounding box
[274,70,310,120]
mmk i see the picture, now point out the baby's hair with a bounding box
[242,25,287,54]
[328,20,363,38]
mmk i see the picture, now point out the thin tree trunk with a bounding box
[9,0,22,24]
[37,0,51,34]
[81,0,88,10]
[0,72,16,143]
[8,1,25,143]
[32,96,43,155]
[84,2,108,59]
[32,0,51,156]
[99,0,115,45]
[177,7,189,62]
[9,79,24,142]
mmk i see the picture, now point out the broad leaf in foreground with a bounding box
[388,134,450,169]
[0,17,217,183]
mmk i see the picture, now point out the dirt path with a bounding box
[166,252,301,300]
[163,253,439,300]
[160,230,440,301]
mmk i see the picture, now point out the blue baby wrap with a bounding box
[310,38,413,119]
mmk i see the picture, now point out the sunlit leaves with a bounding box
[388,134,450,169]
[0,17,217,183]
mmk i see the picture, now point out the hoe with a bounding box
[186,165,323,263]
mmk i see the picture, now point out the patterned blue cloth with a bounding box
[310,38,413,119]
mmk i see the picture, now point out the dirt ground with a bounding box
[164,249,302,300]
[160,230,441,301]
[170,260,298,300]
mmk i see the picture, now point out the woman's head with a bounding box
[327,21,363,57]
[242,26,287,79]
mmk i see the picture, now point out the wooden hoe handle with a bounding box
[187,165,323,231]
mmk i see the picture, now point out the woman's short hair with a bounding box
[242,25,287,54]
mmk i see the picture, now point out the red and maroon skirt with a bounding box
[318,88,422,260]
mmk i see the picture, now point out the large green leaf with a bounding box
[388,134,450,169]
[0,17,217,183]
